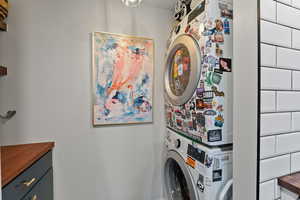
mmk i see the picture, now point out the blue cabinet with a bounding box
[3,151,53,200]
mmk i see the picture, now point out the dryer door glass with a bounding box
[165,35,201,106]
[168,159,191,200]
[169,47,191,97]
[164,151,198,200]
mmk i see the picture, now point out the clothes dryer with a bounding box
[165,0,233,146]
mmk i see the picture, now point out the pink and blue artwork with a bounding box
[92,32,154,125]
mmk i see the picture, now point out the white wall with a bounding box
[260,0,300,199]
[0,0,172,199]
[232,0,259,199]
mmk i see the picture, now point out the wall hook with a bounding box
[0,110,16,120]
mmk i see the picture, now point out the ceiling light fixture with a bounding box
[122,0,143,7]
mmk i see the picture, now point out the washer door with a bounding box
[165,34,201,106]
[164,151,198,200]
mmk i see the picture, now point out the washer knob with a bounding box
[174,139,181,149]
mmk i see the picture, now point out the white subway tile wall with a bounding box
[277,91,300,111]
[292,112,300,131]
[277,47,300,70]
[277,132,300,154]
[275,179,281,199]
[260,180,275,200]
[261,68,291,90]
[293,1,300,9]
[277,3,300,29]
[292,71,300,90]
[260,136,276,158]
[260,154,290,182]
[261,91,276,112]
[292,29,300,49]
[260,113,291,136]
[281,188,299,200]
[261,44,276,67]
[277,0,291,5]
[261,21,291,47]
[291,152,300,173]
[260,0,300,199]
[261,0,276,22]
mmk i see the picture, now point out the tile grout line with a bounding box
[290,152,292,174]
[261,18,299,33]
[291,26,294,49]
[261,41,300,53]
[261,130,300,138]
[275,90,278,112]
[261,149,300,161]
[275,134,278,156]
[260,152,289,162]
[275,44,278,68]
[261,88,300,92]
[260,177,277,184]
[261,110,297,114]
[260,172,292,184]
[276,0,278,23]
[290,112,293,136]
[291,70,294,90]
[275,0,300,12]
[261,66,293,72]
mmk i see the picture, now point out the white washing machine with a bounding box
[164,0,233,146]
[164,128,233,200]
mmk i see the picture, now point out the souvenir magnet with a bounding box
[224,18,230,34]
[196,99,205,110]
[204,110,217,116]
[212,73,222,85]
[196,113,205,126]
[213,32,224,43]
[219,58,232,72]
[207,129,222,142]
[215,19,224,32]
[197,174,205,192]
[214,115,224,127]
[213,169,223,182]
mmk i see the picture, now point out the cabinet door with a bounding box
[3,152,52,200]
[22,168,53,200]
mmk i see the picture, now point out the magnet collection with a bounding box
[165,0,233,144]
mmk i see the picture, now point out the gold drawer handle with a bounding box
[32,194,38,200]
[23,178,36,187]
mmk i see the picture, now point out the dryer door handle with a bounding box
[218,179,233,200]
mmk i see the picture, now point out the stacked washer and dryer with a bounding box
[163,0,233,200]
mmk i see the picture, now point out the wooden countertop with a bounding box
[1,142,55,187]
[279,172,300,195]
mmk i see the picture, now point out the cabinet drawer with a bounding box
[3,151,52,200]
[22,168,53,200]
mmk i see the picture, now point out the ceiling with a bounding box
[144,0,176,10]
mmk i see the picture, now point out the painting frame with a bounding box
[92,31,155,126]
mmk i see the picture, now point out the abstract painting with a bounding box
[92,32,154,125]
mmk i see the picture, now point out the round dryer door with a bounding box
[165,34,201,106]
[164,151,198,200]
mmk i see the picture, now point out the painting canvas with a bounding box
[92,32,154,125]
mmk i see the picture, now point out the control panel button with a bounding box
[174,139,181,149]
